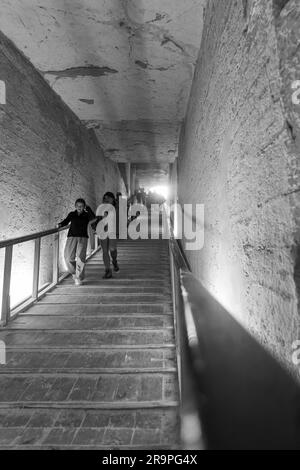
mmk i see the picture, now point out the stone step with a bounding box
[82,274,169,281]
[86,263,169,268]
[2,345,175,351]
[0,408,179,448]
[0,373,179,403]
[88,261,169,266]
[87,252,168,258]
[23,304,172,315]
[5,315,174,330]
[85,261,169,267]
[61,278,171,286]
[117,241,169,245]
[89,255,168,260]
[46,290,171,298]
[90,251,168,256]
[1,369,176,375]
[0,237,179,449]
[90,248,168,252]
[0,348,176,373]
[87,255,169,260]
[0,401,178,410]
[89,249,168,253]
[54,286,168,294]
[90,257,168,261]
[116,243,169,247]
[74,274,170,281]
[85,268,169,273]
[85,265,169,270]
[0,330,175,347]
[39,294,171,305]
[61,277,169,284]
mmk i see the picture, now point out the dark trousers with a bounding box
[100,238,117,270]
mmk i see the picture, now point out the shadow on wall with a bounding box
[183,271,300,449]
[177,0,300,382]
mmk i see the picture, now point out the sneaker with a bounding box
[113,261,120,272]
[74,278,82,286]
[103,269,113,279]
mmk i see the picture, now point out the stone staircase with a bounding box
[0,239,180,449]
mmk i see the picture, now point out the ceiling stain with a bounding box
[0,0,204,171]
[43,65,118,79]
[135,60,148,69]
[79,98,95,104]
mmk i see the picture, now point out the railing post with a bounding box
[1,245,13,325]
[32,237,41,300]
[52,232,59,284]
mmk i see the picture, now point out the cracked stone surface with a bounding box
[178,0,300,379]
[0,238,180,449]
[87,120,180,164]
[0,0,205,183]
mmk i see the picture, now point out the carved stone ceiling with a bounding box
[0,0,204,186]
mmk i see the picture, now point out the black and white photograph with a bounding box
[0,0,299,454]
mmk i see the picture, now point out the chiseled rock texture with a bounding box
[0,31,124,239]
[178,0,300,378]
[0,31,125,306]
[0,0,205,185]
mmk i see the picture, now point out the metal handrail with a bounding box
[180,270,300,449]
[163,204,205,449]
[0,225,99,326]
[164,203,300,449]
[0,226,68,249]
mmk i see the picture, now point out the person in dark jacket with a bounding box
[57,198,95,286]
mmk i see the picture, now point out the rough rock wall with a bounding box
[0,31,125,306]
[274,0,300,322]
[0,31,125,238]
[178,0,300,377]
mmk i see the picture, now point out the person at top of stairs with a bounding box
[95,192,120,279]
[57,198,95,286]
